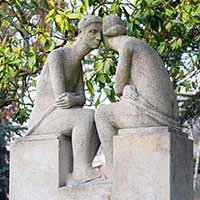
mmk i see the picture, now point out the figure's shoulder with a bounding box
[119,36,136,53]
[127,36,142,46]
[46,47,65,63]
[123,36,149,52]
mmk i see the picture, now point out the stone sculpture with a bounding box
[95,15,180,179]
[10,15,193,200]
[27,15,102,185]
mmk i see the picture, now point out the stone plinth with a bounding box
[10,134,73,200]
[58,183,111,200]
[112,127,193,200]
[9,134,111,200]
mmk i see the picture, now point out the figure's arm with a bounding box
[115,46,132,97]
[74,72,86,105]
[47,50,66,98]
[55,71,86,109]
[47,50,85,109]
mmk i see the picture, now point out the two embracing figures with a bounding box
[27,15,180,186]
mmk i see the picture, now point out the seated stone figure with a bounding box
[27,15,102,185]
[95,16,180,179]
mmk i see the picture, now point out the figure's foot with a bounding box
[100,166,113,182]
[66,168,105,187]
[65,174,79,187]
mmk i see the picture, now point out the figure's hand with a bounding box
[122,85,138,101]
[56,92,75,109]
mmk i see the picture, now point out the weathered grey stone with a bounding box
[58,183,111,200]
[10,15,193,200]
[25,15,103,184]
[111,127,193,200]
[10,134,69,200]
[10,134,111,200]
[95,15,180,178]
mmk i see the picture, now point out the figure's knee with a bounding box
[95,104,110,123]
[80,109,95,124]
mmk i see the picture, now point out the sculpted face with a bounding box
[81,23,102,49]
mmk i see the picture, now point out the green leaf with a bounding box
[194,35,200,42]
[64,19,70,31]
[184,5,192,13]
[86,80,94,96]
[95,93,101,108]
[46,9,55,22]
[28,55,37,68]
[48,42,55,51]
[94,60,104,72]
[165,8,174,17]
[105,74,112,83]
[170,37,182,50]
[192,5,200,17]
[82,0,89,11]
[9,58,22,65]
[177,38,182,48]
[13,108,31,125]
[145,0,153,6]
[192,81,197,89]
[40,35,47,46]
[98,74,106,83]
[179,70,184,79]
[104,88,111,96]
[145,0,159,6]
[158,42,166,54]
[103,60,111,75]
[132,0,142,7]
[55,14,63,26]
[67,13,82,19]
[165,22,172,32]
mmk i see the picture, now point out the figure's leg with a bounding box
[95,100,161,181]
[95,104,118,179]
[71,109,101,181]
[30,108,103,185]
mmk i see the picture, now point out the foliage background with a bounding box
[0,0,199,198]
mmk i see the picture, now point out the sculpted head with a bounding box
[78,15,102,49]
[102,15,127,48]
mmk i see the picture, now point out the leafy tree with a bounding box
[0,0,199,198]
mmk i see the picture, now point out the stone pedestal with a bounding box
[10,134,73,200]
[9,134,111,200]
[10,127,193,200]
[111,127,193,200]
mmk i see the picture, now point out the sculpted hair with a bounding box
[78,15,102,33]
[103,15,127,37]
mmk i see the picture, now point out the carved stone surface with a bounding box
[10,15,193,200]
[111,127,193,200]
[95,15,180,176]
[28,15,102,135]
[25,15,103,184]
[10,128,192,200]
[10,134,70,200]
[10,134,111,200]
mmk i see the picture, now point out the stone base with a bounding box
[58,183,111,200]
[9,134,111,200]
[112,127,193,200]
[10,127,193,200]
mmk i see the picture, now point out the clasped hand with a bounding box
[56,92,75,109]
[122,85,139,101]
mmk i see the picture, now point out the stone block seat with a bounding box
[10,127,193,200]
[9,133,111,200]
